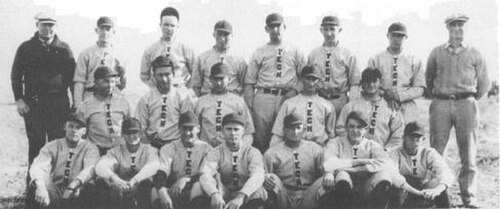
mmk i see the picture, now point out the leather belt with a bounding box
[434,93,475,100]
[261,88,289,96]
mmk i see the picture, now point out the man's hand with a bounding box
[34,183,50,207]
[127,177,139,191]
[158,187,174,209]
[170,177,191,198]
[210,136,223,147]
[422,185,446,200]
[111,175,130,193]
[193,87,202,97]
[211,192,225,209]
[263,174,277,191]
[323,172,335,191]
[224,193,245,209]
[16,99,30,116]
[62,179,82,199]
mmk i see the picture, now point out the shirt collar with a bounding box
[445,42,468,50]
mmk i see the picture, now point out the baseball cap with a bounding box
[404,121,425,137]
[388,22,407,35]
[179,111,198,127]
[94,66,118,80]
[214,20,232,34]
[266,13,284,26]
[321,15,340,26]
[35,12,56,24]
[284,113,304,128]
[360,67,382,84]
[122,117,141,134]
[445,13,469,25]
[97,16,114,27]
[153,56,174,70]
[346,111,368,127]
[67,112,85,127]
[222,113,245,127]
[301,65,321,79]
[210,63,230,78]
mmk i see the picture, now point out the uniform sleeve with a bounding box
[184,46,196,76]
[241,98,255,134]
[135,96,149,134]
[263,150,275,173]
[199,149,221,196]
[133,146,160,182]
[191,55,203,88]
[425,48,438,95]
[237,59,248,94]
[427,149,454,187]
[325,102,337,139]
[271,101,288,138]
[29,143,54,184]
[293,49,307,92]
[73,51,88,83]
[244,51,260,85]
[347,52,360,86]
[11,44,27,101]
[240,149,265,196]
[323,139,353,172]
[95,150,119,180]
[140,48,155,87]
[474,49,490,99]
[396,57,425,102]
[159,145,176,177]
[314,145,325,175]
[75,144,100,183]
[335,104,351,137]
[367,56,377,69]
[360,143,393,172]
[385,111,404,150]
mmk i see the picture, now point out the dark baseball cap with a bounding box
[321,15,340,26]
[301,65,322,79]
[97,16,114,27]
[360,67,382,84]
[388,22,406,35]
[214,20,232,34]
[210,63,230,78]
[153,56,174,71]
[284,113,304,128]
[122,117,141,134]
[346,111,368,127]
[266,13,284,26]
[94,66,118,80]
[222,113,245,127]
[67,112,85,127]
[445,13,469,25]
[404,121,425,137]
[179,111,198,127]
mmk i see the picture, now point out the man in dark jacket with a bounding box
[11,12,76,167]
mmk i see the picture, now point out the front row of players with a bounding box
[28,109,453,209]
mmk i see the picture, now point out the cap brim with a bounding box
[446,19,468,24]
[215,28,232,33]
[123,129,140,134]
[285,121,303,127]
[321,22,339,26]
[390,31,406,35]
[409,132,425,137]
[267,21,283,26]
[305,74,321,79]
[211,74,227,78]
[38,20,56,24]
[98,23,114,27]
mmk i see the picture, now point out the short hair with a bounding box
[160,7,179,21]
[360,67,382,84]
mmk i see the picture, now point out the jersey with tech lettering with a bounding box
[336,97,404,150]
[74,45,124,90]
[191,47,247,95]
[159,139,213,181]
[271,94,336,146]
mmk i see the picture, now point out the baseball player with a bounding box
[323,111,421,208]
[270,65,336,147]
[26,113,99,209]
[191,20,247,97]
[95,117,160,209]
[307,15,360,116]
[152,111,214,209]
[195,63,254,147]
[200,113,267,209]
[136,55,195,149]
[336,67,404,150]
[389,121,453,208]
[141,7,196,88]
[73,16,126,109]
[244,13,306,153]
[264,113,326,209]
[425,14,489,208]
[77,66,130,155]
[367,22,425,122]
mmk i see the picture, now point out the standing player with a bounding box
[77,66,130,155]
[136,56,195,149]
[270,65,336,147]
[307,15,360,116]
[95,117,160,209]
[389,121,453,208]
[425,14,489,208]
[141,7,196,88]
[336,67,404,150]
[153,111,214,209]
[191,20,247,97]
[264,113,327,209]
[367,22,424,122]
[73,16,126,109]
[244,13,306,153]
[27,113,99,209]
[200,113,267,209]
[195,63,254,147]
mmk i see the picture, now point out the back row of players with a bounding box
[21,6,489,209]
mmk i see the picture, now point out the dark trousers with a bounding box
[389,176,451,208]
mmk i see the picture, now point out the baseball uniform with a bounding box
[368,50,425,122]
[191,47,247,95]
[271,94,336,146]
[336,97,404,150]
[135,87,195,146]
[195,92,254,147]
[140,38,195,87]
[245,43,306,152]
[264,141,325,209]
[307,44,360,115]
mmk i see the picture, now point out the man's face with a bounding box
[37,22,56,40]
[96,25,115,43]
[361,78,381,95]
[265,24,285,41]
[214,30,231,49]
[403,134,425,155]
[302,76,320,92]
[123,131,141,146]
[154,66,173,90]
[160,16,179,39]
[223,122,245,150]
[94,76,117,96]
[320,25,341,43]
[180,125,199,147]
[210,76,229,93]
[447,21,466,41]
[346,118,366,144]
[64,121,85,142]
[387,33,406,50]
[284,123,304,143]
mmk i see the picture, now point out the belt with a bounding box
[434,93,475,100]
[261,88,289,96]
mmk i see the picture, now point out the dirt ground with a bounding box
[0,92,498,208]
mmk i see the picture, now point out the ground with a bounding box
[0,90,498,208]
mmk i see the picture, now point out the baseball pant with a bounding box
[399,100,418,124]
[335,170,392,199]
[429,97,478,204]
[326,93,349,117]
[265,173,324,209]
[389,176,451,208]
[151,176,205,209]
[220,185,268,208]
[252,92,285,153]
